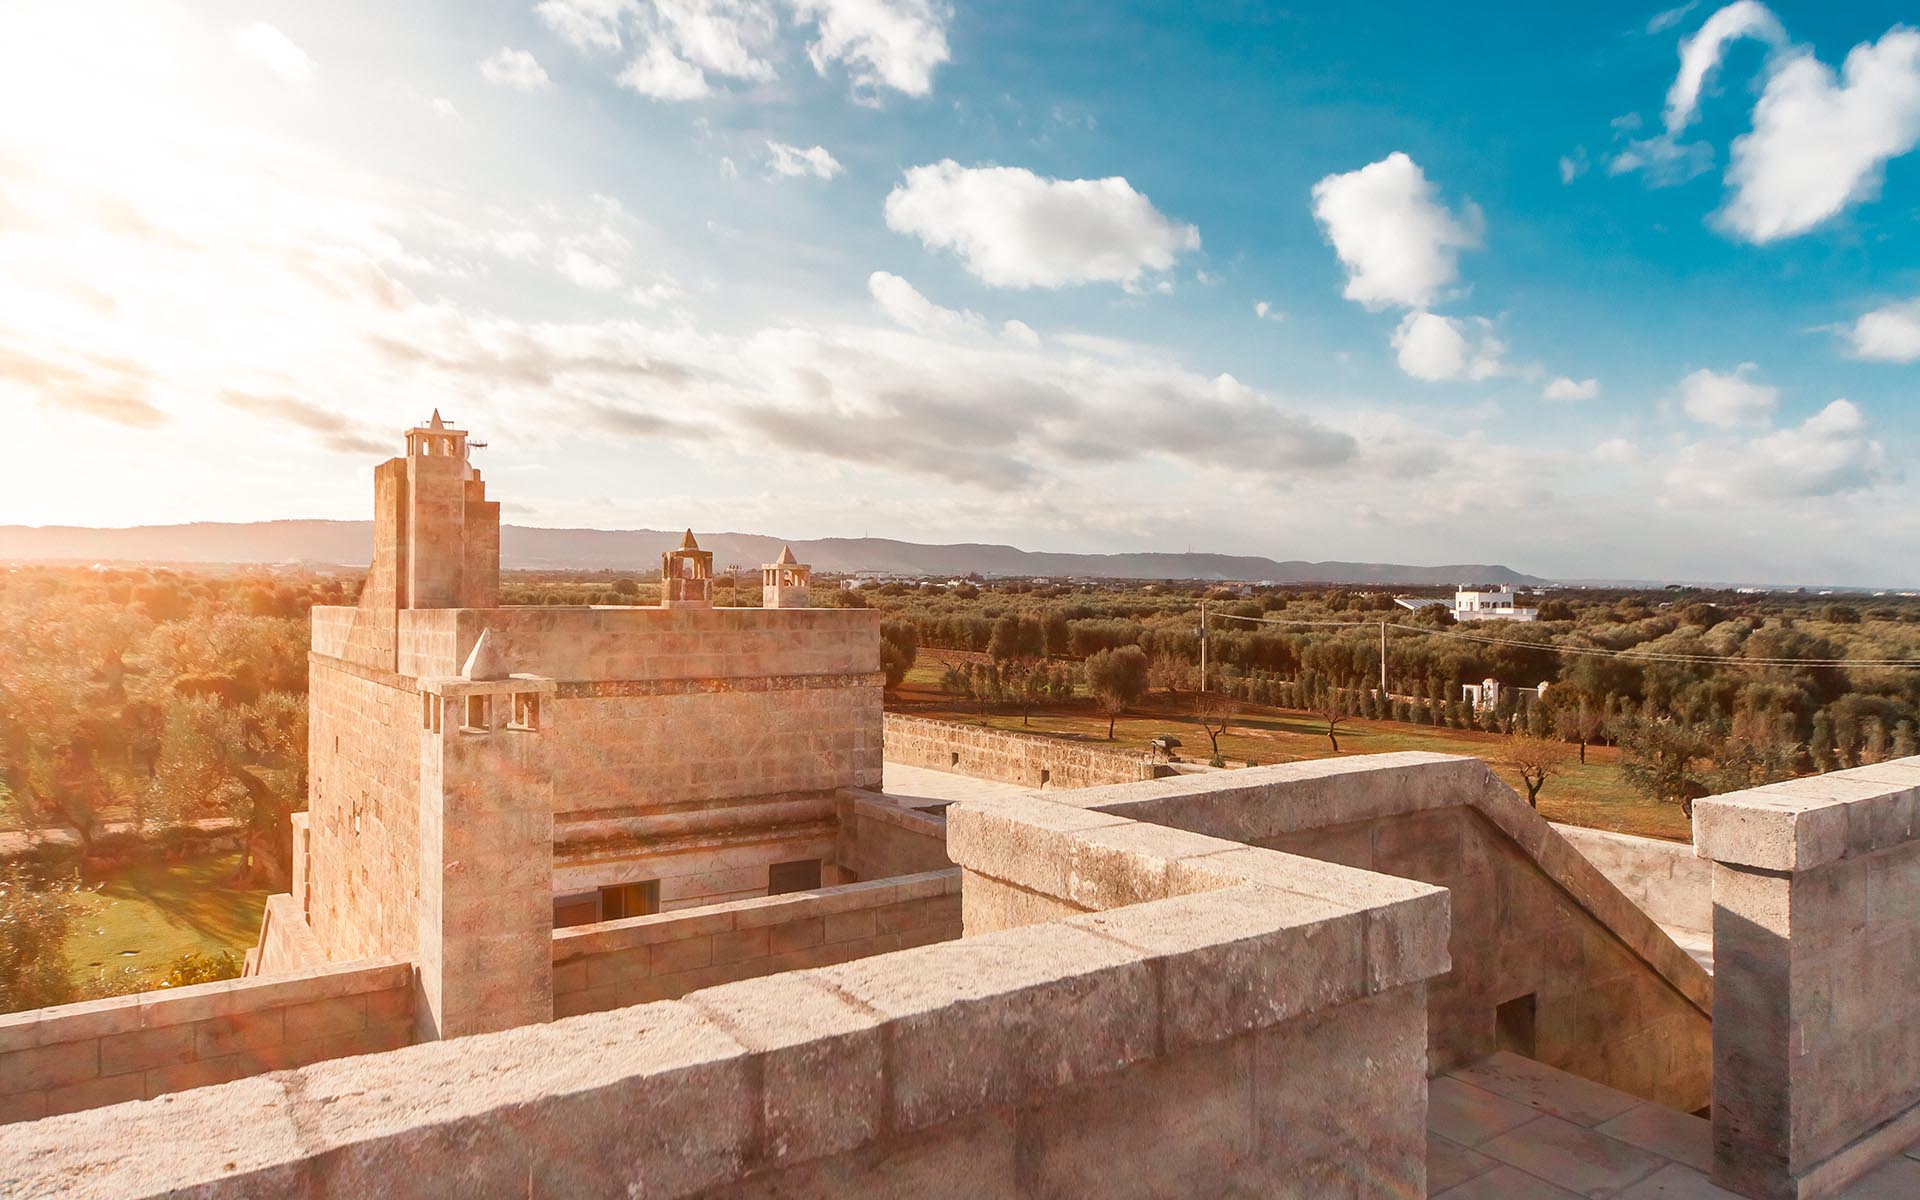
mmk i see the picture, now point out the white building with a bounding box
[1393,585,1539,623]
[1450,585,1538,622]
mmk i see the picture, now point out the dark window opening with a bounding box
[769,859,823,895]
[465,694,489,731]
[1496,993,1537,1058]
[1039,768,1051,787]
[599,881,659,921]
[950,751,960,767]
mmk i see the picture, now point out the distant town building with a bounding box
[1395,584,1539,623]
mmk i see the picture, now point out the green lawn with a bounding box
[65,853,267,991]
[894,664,1687,842]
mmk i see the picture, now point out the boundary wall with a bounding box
[883,713,1160,789]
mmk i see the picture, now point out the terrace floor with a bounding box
[879,762,1037,810]
[1429,1052,1920,1197]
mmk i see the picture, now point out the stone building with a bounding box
[292,415,889,1039]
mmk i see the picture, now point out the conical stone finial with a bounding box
[429,409,446,431]
[775,544,798,565]
[461,627,509,681]
[678,529,700,551]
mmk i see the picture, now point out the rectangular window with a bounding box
[464,694,489,731]
[768,859,823,895]
[599,881,659,921]
[508,693,540,732]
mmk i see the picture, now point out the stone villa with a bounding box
[4,418,1920,1198]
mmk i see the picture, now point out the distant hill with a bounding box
[0,520,1546,587]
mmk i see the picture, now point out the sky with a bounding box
[0,1,1917,586]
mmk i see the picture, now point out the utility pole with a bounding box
[1199,599,1209,693]
[1380,620,1388,697]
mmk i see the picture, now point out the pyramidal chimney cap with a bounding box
[461,628,509,681]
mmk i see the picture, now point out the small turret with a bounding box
[661,530,714,609]
[762,545,812,609]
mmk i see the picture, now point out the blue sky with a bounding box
[0,0,1916,585]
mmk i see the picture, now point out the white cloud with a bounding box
[1001,319,1040,347]
[1719,30,1920,242]
[557,246,621,289]
[1667,399,1888,502]
[1678,365,1779,426]
[535,0,631,52]
[1558,150,1588,184]
[793,0,951,99]
[540,0,949,102]
[1663,1,1786,134]
[232,23,314,83]
[883,160,1200,290]
[766,140,842,179]
[1845,297,1920,362]
[617,41,712,99]
[1253,300,1284,321]
[430,97,460,120]
[867,271,980,336]
[719,156,739,178]
[1390,312,1506,382]
[1311,152,1482,311]
[1544,376,1600,402]
[480,48,551,91]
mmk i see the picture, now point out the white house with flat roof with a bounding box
[1451,585,1538,621]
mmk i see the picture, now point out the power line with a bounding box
[1198,608,1920,668]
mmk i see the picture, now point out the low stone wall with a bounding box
[1695,759,1920,1199]
[834,790,953,879]
[1554,822,1711,944]
[0,959,412,1125]
[551,869,961,1017]
[0,775,1447,1198]
[247,892,323,976]
[883,712,1160,789]
[1037,753,1715,1114]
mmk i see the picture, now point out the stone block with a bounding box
[767,918,825,956]
[1022,1033,1255,1199]
[194,1011,285,1059]
[710,927,770,965]
[822,909,877,944]
[100,1023,197,1076]
[819,924,1154,1133]
[650,936,713,976]
[0,1040,99,1093]
[44,1071,147,1117]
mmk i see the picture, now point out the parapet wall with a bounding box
[0,959,412,1126]
[834,789,954,879]
[552,869,961,1017]
[1032,753,1715,1112]
[1554,822,1712,949]
[883,712,1161,789]
[1696,758,1920,1199]
[249,893,323,976]
[0,759,1451,1197]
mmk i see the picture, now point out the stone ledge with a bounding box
[552,869,962,963]
[1694,758,1920,872]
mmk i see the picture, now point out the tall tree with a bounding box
[1084,646,1149,740]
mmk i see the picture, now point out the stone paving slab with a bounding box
[1428,1076,1540,1148]
[1477,1113,1668,1196]
[1431,1056,1920,1198]
[1452,1051,1642,1127]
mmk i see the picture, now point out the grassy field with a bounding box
[65,853,267,990]
[894,664,1687,842]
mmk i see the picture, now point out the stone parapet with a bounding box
[1695,757,1920,1200]
[0,763,1447,1197]
[883,712,1162,789]
[551,869,962,1016]
[0,959,412,1126]
[250,893,323,976]
[834,789,954,878]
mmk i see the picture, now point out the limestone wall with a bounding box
[304,655,422,963]
[0,960,411,1126]
[883,713,1160,788]
[1695,759,1920,1199]
[1553,822,1712,943]
[250,893,323,976]
[386,604,880,682]
[834,790,953,879]
[1036,753,1715,1113]
[551,869,961,1017]
[0,786,1445,1198]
